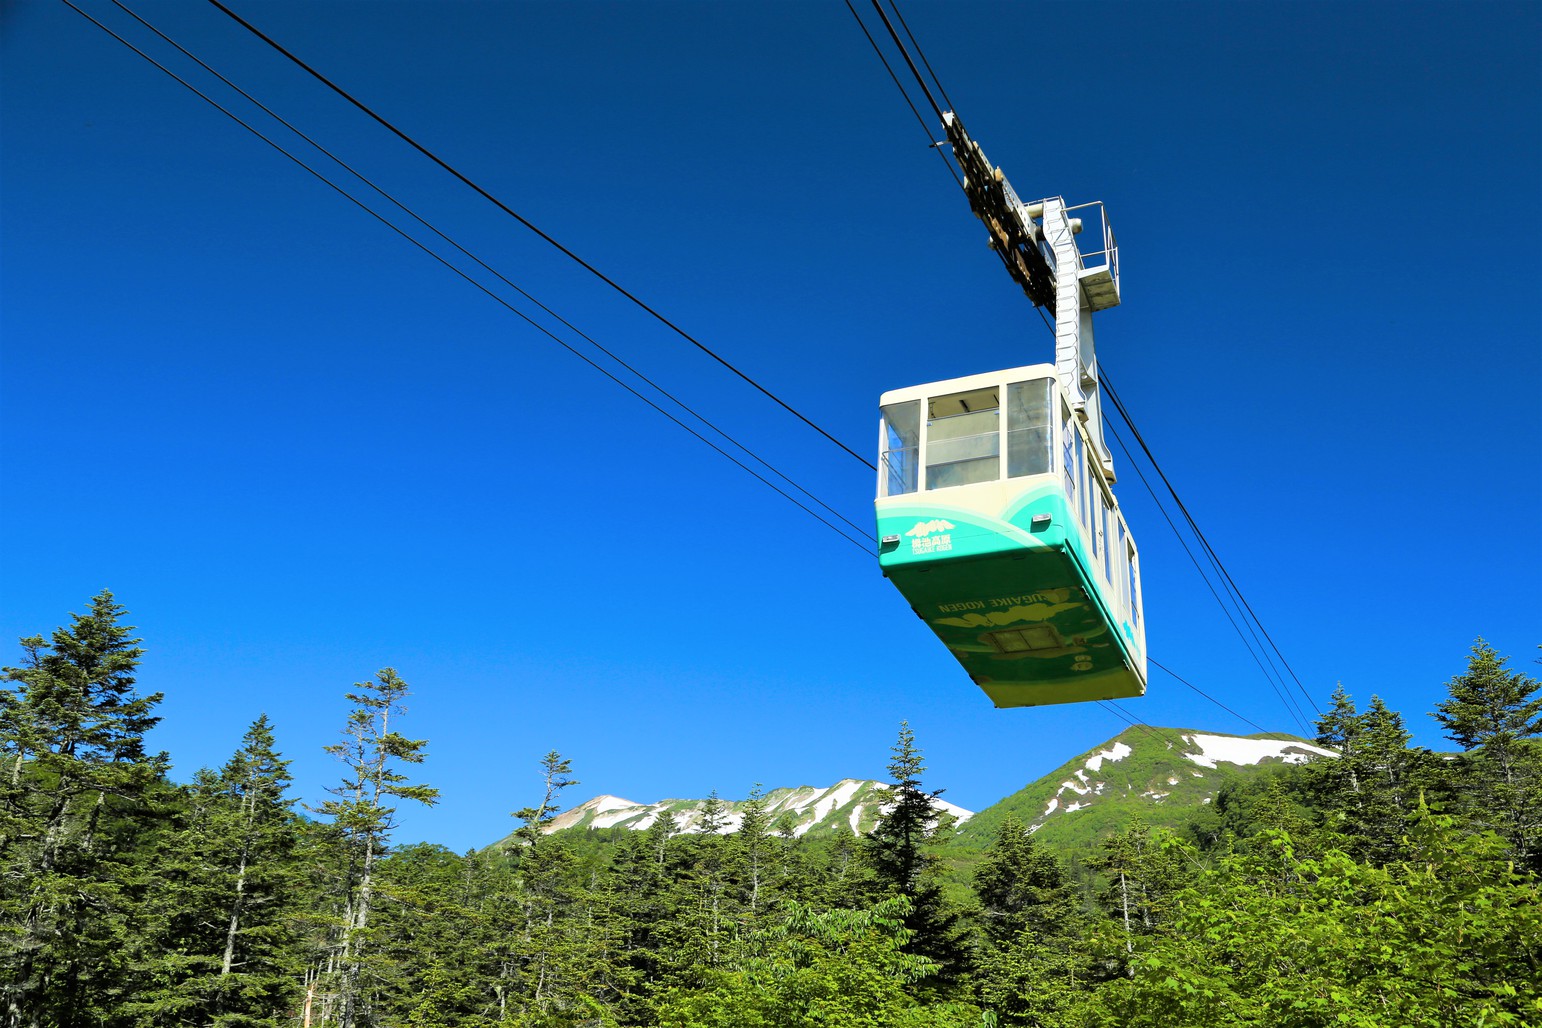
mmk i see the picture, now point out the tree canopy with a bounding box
[2,595,1536,1026]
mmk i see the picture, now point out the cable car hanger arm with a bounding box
[941,111,1057,313]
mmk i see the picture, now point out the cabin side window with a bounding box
[1127,542,1142,629]
[1116,519,1130,618]
[1087,452,1101,563]
[879,401,920,496]
[1061,403,1077,511]
[1074,430,1088,535]
[1100,488,1114,583]
[925,387,999,489]
[1007,379,1053,478]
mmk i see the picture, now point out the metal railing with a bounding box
[1064,200,1119,289]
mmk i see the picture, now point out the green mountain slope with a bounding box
[955,726,1336,856]
[488,728,1335,860]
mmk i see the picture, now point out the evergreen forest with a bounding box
[3,591,1539,1027]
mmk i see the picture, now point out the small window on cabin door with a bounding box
[925,387,999,489]
[1007,379,1052,478]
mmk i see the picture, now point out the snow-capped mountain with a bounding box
[956,727,1336,851]
[534,779,973,840]
[487,728,1332,853]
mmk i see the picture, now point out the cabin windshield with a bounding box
[927,387,999,488]
[1007,379,1052,478]
[879,376,1059,494]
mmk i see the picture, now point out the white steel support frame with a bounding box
[939,111,1120,480]
[1040,197,1114,478]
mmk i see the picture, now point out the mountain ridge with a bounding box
[487,779,974,849]
[502,727,1335,851]
[958,726,1336,853]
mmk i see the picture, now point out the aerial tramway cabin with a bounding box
[876,363,1146,707]
[876,112,1147,707]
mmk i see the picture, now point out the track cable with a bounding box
[205,0,876,472]
[65,0,876,556]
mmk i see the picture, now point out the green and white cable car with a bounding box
[876,113,1146,708]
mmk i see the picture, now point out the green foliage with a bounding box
[654,898,979,1028]
[1077,809,1542,1027]
[1433,639,1542,869]
[0,591,164,1027]
[1084,821,1196,957]
[1256,686,1459,865]
[973,816,1079,942]
[4,599,1538,1028]
[955,727,1324,872]
[736,784,774,916]
[864,722,971,987]
[126,715,304,1026]
[308,668,439,1028]
[512,751,579,848]
[971,817,1087,1026]
[1434,639,1542,755]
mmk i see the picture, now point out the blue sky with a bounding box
[3,0,1538,853]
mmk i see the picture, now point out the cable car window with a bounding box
[1062,404,1076,510]
[880,401,920,496]
[1006,379,1052,478]
[926,387,999,489]
[1128,542,1141,628]
[1087,453,1100,563]
[1101,490,1113,583]
[1074,430,1088,533]
[1122,524,1134,619]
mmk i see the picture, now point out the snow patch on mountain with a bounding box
[1084,742,1132,772]
[538,780,973,840]
[1181,733,1336,769]
[962,728,1344,846]
[935,798,973,823]
[811,780,862,823]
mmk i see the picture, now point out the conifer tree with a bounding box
[647,807,679,866]
[311,669,438,1028]
[128,715,302,1026]
[1433,639,1542,868]
[609,832,674,1013]
[1314,683,1362,793]
[511,750,577,848]
[971,816,1086,1025]
[684,790,734,970]
[864,722,969,987]
[972,815,1077,947]
[369,844,487,1025]
[1301,688,1446,862]
[1433,639,1542,784]
[0,591,163,1028]
[736,784,773,916]
[503,751,596,1021]
[1087,821,1193,961]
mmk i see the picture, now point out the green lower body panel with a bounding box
[877,482,1145,708]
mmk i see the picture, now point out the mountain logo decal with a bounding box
[906,519,955,538]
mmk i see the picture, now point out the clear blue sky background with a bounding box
[3,0,1538,853]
